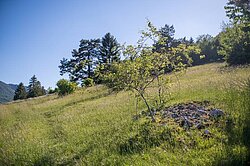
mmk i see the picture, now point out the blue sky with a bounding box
[0,0,228,88]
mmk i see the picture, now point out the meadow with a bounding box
[0,63,250,165]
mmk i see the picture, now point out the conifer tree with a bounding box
[27,75,45,98]
[13,82,27,100]
[99,33,120,64]
[59,39,100,84]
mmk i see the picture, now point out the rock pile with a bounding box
[160,101,224,130]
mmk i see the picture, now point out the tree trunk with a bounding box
[138,91,155,122]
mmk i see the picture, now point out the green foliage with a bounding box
[82,78,94,87]
[193,34,223,65]
[47,87,57,94]
[59,39,100,84]
[14,82,27,100]
[218,24,250,65]
[59,33,121,85]
[99,32,120,64]
[94,33,121,84]
[27,75,46,98]
[100,21,199,121]
[56,79,76,96]
[225,0,250,24]
[153,24,175,52]
[220,0,250,65]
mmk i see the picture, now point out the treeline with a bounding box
[218,0,250,65]
[59,0,249,88]
[14,75,46,100]
[59,33,121,86]
[59,27,224,86]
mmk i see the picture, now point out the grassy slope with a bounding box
[0,63,249,165]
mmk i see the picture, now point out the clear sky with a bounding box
[0,0,229,88]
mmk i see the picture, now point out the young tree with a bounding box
[101,21,199,122]
[13,82,27,100]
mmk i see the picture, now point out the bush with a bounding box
[56,79,76,96]
[82,78,94,87]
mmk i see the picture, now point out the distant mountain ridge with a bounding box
[0,81,15,103]
[8,84,18,91]
[0,81,28,104]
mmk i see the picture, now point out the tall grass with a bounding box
[0,63,250,165]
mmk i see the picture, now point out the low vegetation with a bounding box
[0,63,249,165]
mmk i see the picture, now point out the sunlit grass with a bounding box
[0,63,249,165]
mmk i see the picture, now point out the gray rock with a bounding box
[197,109,207,115]
[171,113,178,118]
[196,123,205,129]
[204,130,210,135]
[209,109,224,118]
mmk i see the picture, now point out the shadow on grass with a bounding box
[119,122,174,154]
[213,79,250,165]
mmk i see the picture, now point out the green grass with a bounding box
[0,63,250,165]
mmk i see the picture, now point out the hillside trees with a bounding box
[218,0,250,65]
[218,24,250,65]
[27,75,46,98]
[191,34,223,65]
[59,33,121,85]
[153,24,175,52]
[59,39,100,85]
[13,82,27,100]
[95,33,121,83]
[225,0,250,23]
[99,33,120,64]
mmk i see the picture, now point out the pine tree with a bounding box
[59,39,100,84]
[153,24,175,52]
[13,82,27,100]
[27,75,45,98]
[99,33,120,64]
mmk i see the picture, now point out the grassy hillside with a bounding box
[0,81,15,104]
[0,63,250,165]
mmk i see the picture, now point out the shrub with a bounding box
[82,78,94,87]
[56,79,76,96]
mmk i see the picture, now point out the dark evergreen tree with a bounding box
[13,82,27,100]
[59,39,100,84]
[27,75,45,98]
[94,33,121,84]
[225,0,250,23]
[99,33,120,64]
[153,24,175,52]
[189,37,194,45]
[193,34,223,65]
